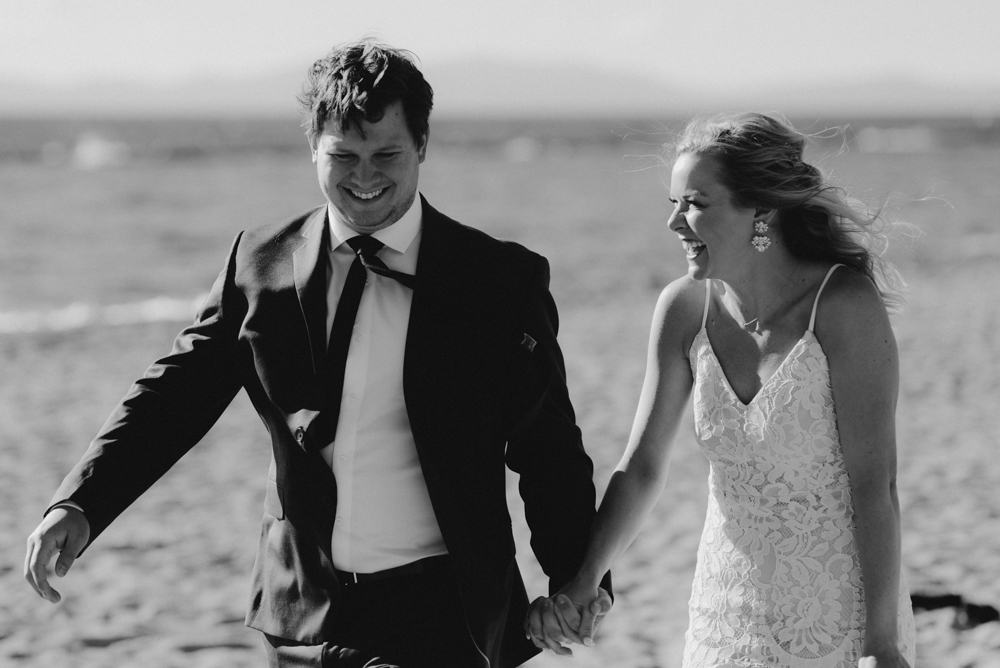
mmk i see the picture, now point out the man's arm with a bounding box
[503,255,603,589]
[49,233,246,544]
[502,253,616,654]
[25,233,247,601]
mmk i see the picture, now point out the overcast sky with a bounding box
[3,0,998,89]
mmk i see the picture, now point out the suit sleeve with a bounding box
[504,255,612,596]
[48,233,248,548]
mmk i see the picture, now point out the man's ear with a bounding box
[309,137,318,164]
[417,132,428,163]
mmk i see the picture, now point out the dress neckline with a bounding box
[695,327,818,408]
[694,264,844,408]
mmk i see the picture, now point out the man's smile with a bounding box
[347,187,388,201]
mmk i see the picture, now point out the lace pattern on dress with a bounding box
[682,327,916,668]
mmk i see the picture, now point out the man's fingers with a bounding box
[24,535,59,602]
[525,597,544,640]
[578,587,613,646]
[54,529,87,578]
[553,595,584,644]
[539,598,573,655]
[23,539,42,598]
[525,597,568,654]
[54,551,76,579]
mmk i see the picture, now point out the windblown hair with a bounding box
[670,112,906,310]
[298,40,433,146]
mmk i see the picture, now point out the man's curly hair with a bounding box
[298,40,433,146]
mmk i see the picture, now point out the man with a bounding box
[24,41,609,667]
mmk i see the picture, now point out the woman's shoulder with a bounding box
[812,264,893,350]
[656,275,708,319]
[650,275,709,354]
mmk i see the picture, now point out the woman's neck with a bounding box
[717,252,804,329]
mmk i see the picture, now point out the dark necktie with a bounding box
[317,234,415,447]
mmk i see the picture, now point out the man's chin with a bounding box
[338,208,397,234]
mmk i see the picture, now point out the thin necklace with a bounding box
[727,268,797,330]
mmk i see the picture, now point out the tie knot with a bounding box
[346,235,384,260]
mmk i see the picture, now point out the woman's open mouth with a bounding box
[682,240,705,259]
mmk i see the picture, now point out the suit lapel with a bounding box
[403,197,451,425]
[293,206,330,376]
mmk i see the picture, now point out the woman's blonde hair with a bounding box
[670,112,906,310]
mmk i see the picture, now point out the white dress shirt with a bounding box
[322,195,447,573]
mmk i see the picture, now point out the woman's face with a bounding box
[668,153,756,281]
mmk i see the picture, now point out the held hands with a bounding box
[24,506,90,603]
[523,584,612,656]
[858,648,911,668]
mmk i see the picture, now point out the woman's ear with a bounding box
[754,207,777,224]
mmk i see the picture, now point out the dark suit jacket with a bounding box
[51,197,606,667]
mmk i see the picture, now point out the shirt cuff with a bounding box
[48,500,85,516]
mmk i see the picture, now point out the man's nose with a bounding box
[353,159,377,184]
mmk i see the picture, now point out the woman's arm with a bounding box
[526,278,700,651]
[819,270,909,667]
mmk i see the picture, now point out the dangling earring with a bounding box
[751,220,771,252]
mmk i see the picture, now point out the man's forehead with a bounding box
[320,104,411,141]
[318,119,410,145]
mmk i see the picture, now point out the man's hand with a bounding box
[24,506,90,603]
[573,587,612,646]
[524,596,576,656]
[524,586,613,654]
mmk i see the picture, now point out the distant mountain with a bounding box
[717,76,1000,118]
[0,69,305,118]
[2,59,998,118]
[424,58,683,117]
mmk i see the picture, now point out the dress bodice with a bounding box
[681,270,915,668]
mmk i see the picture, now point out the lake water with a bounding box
[1,115,998,332]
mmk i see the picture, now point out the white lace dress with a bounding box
[683,268,916,668]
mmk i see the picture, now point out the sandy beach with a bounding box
[2,137,999,667]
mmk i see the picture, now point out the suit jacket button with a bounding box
[322,496,334,509]
[294,427,305,443]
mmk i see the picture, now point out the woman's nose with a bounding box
[667,207,685,231]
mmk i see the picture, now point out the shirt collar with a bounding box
[327,193,422,255]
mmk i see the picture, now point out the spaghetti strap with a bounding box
[808,264,846,332]
[702,280,712,329]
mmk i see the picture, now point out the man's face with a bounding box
[312,99,426,234]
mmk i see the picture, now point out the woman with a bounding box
[528,113,916,667]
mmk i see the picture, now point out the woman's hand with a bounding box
[555,578,613,646]
[523,578,612,655]
[524,595,576,655]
